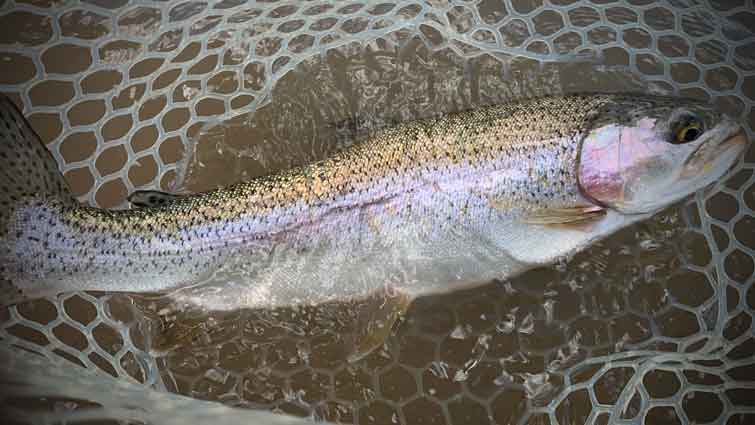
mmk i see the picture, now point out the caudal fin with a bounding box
[0,96,74,208]
[1,95,75,305]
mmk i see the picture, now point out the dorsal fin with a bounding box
[128,190,184,208]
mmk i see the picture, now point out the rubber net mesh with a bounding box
[0,0,754,424]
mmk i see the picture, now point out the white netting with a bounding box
[0,0,753,424]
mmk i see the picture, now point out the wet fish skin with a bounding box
[0,94,743,308]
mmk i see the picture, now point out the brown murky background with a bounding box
[1,1,754,424]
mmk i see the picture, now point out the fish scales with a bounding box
[3,95,596,303]
[2,93,745,309]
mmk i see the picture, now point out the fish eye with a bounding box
[672,115,704,144]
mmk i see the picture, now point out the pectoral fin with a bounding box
[521,205,606,227]
[128,190,184,208]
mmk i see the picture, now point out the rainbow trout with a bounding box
[0,94,747,310]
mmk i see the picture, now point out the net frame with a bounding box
[0,0,753,424]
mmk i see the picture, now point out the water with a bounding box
[1,1,754,424]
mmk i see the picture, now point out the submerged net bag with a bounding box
[1,0,753,424]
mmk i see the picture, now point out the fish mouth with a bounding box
[704,127,748,171]
[682,125,748,178]
[718,128,748,152]
[634,125,747,215]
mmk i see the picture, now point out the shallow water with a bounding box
[1,1,754,424]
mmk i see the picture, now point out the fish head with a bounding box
[577,96,748,215]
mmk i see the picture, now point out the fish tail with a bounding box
[0,95,75,305]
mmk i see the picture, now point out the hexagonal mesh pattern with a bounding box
[1,0,753,424]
